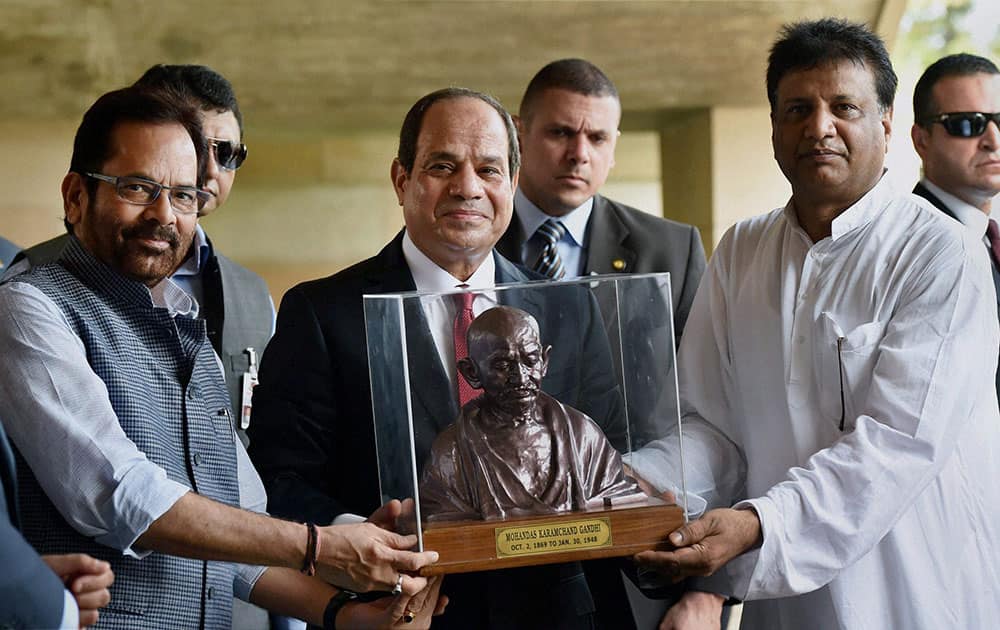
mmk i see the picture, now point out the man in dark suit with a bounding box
[496,59,720,628]
[911,53,1000,398]
[249,88,631,629]
[1,418,114,628]
[496,59,706,341]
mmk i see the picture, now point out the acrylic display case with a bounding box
[364,273,689,575]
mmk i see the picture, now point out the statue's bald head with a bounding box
[467,306,540,361]
[458,306,551,417]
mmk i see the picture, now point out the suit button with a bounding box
[187,385,200,400]
[612,259,626,271]
[207,586,215,599]
[193,453,202,466]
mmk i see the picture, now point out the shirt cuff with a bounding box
[332,513,365,525]
[59,589,79,630]
[234,563,269,602]
[94,465,190,557]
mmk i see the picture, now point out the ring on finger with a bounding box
[391,574,404,596]
[403,608,416,623]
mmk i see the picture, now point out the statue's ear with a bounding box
[458,357,482,389]
[539,345,552,378]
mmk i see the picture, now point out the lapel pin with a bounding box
[612,259,626,271]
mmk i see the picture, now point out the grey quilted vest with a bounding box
[10,237,241,629]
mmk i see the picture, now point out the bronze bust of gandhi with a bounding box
[420,306,643,521]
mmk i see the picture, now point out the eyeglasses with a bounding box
[921,112,1000,138]
[85,172,212,216]
[208,137,248,171]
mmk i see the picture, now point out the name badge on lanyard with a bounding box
[240,347,259,430]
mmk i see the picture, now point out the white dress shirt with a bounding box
[401,231,498,393]
[629,175,1000,629]
[0,275,267,600]
[514,188,593,278]
[919,177,993,244]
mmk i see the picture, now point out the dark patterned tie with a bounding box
[453,291,477,406]
[986,219,1000,268]
[533,219,567,279]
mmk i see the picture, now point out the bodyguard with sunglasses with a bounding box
[134,65,272,449]
[911,53,1000,398]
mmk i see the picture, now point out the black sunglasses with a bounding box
[922,112,1000,138]
[208,137,248,170]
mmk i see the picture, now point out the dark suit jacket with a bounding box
[497,194,707,339]
[1,420,66,629]
[249,232,627,629]
[913,182,1000,399]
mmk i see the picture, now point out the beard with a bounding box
[112,220,186,286]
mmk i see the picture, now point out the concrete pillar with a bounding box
[658,106,789,256]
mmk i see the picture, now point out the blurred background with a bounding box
[1,0,998,302]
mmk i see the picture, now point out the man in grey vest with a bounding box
[0,86,442,628]
[4,65,272,448]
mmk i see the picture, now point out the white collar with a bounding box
[514,188,593,247]
[921,178,990,237]
[401,231,496,291]
[783,171,896,243]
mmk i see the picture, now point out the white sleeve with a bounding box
[0,282,189,556]
[739,237,998,599]
[58,590,79,630]
[626,230,747,510]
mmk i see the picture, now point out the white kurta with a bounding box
[630,176,1000,629]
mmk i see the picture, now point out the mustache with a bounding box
[121,223,180,247]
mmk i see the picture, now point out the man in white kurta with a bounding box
[628,19,1000,630]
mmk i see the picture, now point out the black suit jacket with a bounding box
[497,194,707,339]
[249,231,627,629]
[1,421,66,629]
[913,182,1000,399]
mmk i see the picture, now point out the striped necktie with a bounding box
[533,219,567,279]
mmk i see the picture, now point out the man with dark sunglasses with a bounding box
[911,53,1000,400]
[4,65,273,451]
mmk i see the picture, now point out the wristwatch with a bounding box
[323,589,358,630]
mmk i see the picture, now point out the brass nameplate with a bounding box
[495,517,612,558]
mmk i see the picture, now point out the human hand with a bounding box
[623,464,676,503]
[658,590,724,630]
[339,576,448,629]
[635,507,761,581]
[42,553,114,628]
[318,521,438,594]
[367,498,417,533]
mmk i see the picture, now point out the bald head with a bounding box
[468,306,540,360]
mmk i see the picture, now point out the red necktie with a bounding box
[453,291,476,406]
[986,219,1000,267]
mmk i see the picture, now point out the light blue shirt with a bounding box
[171,224,211,309]
[514,189,593,278]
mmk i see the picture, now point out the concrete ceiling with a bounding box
[1,0,898,137]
